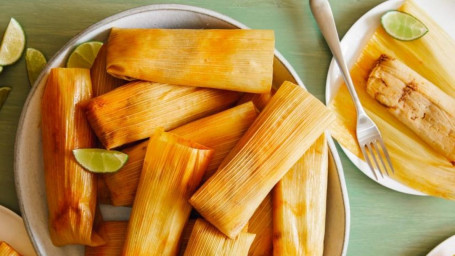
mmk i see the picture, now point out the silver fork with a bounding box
[309,0,395,179]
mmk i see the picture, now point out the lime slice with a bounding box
[0,87,11,110]
[26,48,47,86]
[66,41,103,68]
[73,148,128,173]
[0,18,26,66]
[381,11,428,41]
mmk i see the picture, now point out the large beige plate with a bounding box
[14,4,350,256]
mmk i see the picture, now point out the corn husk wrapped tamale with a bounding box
[190,81,335,238]
[102,140,148,206]
[248,194,273,256]
[179,219,196,256]
[0,242,20,256]
[237,90,275,111]
[273,134,328,255]
[103,102,258,206]
[90,44,124,97]
[41,68,105,246]
[97,175,111,204]
[123,130,213,255]
[183,219,255,256]
[85,221,127,256]
[366,55,455,163]
[85,81,240,149]
[106,28,274,93]
[329,0,455,199]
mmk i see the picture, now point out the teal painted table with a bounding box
[1,0,454,255]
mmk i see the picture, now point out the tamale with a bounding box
[190,81,335,238]
[97,175,112,204]
[366,55,455,163]
[179,219,196,256]
[103,102,258,206]
[273,134,328,256]
[329,0,455,199]
[106,28,274,93]
[0,242,20,256]
[237,90,275,111]
[183,219,255,256]
[41,68,105,246]
[85,221,127,256]
[248,194,273,256]
[85,81,240,149]
[90,44,124,97]
[123,130,213,256]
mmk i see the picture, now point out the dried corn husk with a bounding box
[85,221,127,256]
[179,219,196,256]
[85,81,240,149]
[123,130,213,255]
[273,134,328,256]
[0,242,20,256]
[190,81,335,238]
[248,194,273,256]
[41,68,105,246]
[106,28,274,93]
[97,175,111,205]
[103,102,257,206]
[90,44,124,97]
[183,219,255,256]
[237,89,275,111]
[329,0,455,199]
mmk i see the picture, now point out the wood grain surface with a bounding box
[1,0,454,255]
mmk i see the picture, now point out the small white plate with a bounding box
[325,0,455,195]
[0,205,36,256]
[427,235,455,256]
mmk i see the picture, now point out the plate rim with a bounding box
[324,0,429,195]
[14,4,349,256]
[0,205,36,256]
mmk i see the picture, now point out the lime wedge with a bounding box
[73,148,128,173]
[381,11,428,41]
[26,48,47,86]
[66,41,103,68]
[0,87,11,110]
[0,18,26,66]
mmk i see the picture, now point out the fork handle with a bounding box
[309,0,364,114]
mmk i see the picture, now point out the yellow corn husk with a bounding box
[329,0,455,199]
[183,219,255,256]
[41,68,105,246]
[172,102,258,179]
[102,140,148,206]
[103,102,258,206]
[248,194,273,256]
[106,28,274,93]
[366,55,455,163]
[97,175,112,204]
[190,81,335,238]
[85,221,127,256]
[123,130,213,256]
[237,89,275,111]
[90,44,124,97]
[85,81,240,149]
[0,242,20,256]
[179,219,196,256]
[273,134,328,256]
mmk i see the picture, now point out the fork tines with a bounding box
[361,140,395,180]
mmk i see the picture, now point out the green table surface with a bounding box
[1,0,454,255]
